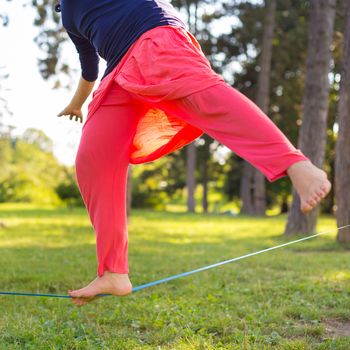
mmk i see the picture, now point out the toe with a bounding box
[68,289,82,296]
[307,198,316,207]
[301,199,312,212]
[81,289,96,298]
[322,181,331,193]
[69,287,93,298]
[316,191,325,199]
[313,194,321,203]
[301,204,312,214]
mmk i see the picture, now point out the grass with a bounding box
[0,203,349,349]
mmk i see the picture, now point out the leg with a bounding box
[154,82,331,213]
[68,83,149,305]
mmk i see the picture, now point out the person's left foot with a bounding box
[286,160,331,214]
[68,271,132,306]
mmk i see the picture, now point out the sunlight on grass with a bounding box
[322,271,350,282]
[0,204,349,349]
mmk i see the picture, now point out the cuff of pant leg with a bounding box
[98,266,129,277]
[267,153,310,183]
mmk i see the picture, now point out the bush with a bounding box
[132,188,169,210]
[55,182,85,207]
[0,171,62,206]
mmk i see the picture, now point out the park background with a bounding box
[0,0,349,349]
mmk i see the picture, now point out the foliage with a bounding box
[0,129,81,207]
[0,135,61,205]
[131,157,174,210]
[55,166,84,208]
[1,0,346,215]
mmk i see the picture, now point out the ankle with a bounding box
[103,271,129,279]
[286,159,313,176]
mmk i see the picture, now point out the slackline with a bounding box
[0,224,349,299]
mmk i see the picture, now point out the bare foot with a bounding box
[286,160,331,214]
[68,271,132,306]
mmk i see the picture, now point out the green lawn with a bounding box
[0,203,349,349]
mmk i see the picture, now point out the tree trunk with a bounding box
[201,154,208,213]
[126,165,132,218]
[322,156,335,214]
[202,161,208,213]
[185,0,198,214]
[335,0,350,244]
[240,162,255,214]
[280,195,289,214]
[284,0,336,236]
[240,0,276,216]
[186,144,196,213]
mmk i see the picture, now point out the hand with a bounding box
[57,104,83,123]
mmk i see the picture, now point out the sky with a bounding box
[1,1,101,166]
[0,1,241,166]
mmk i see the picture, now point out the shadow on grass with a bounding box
[1,234,348,296]
[0,210,349,349]
[0,205,85,218]
[0,206,347,297]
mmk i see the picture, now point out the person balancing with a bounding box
[56,0,331,306]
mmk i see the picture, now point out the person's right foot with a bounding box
[286,160,332,214]
[68,271,132,306]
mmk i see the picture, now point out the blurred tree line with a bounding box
[0,124,236,211]
[1,0,349,242]
[0,126,83,207]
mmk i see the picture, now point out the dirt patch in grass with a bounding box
[323,318,350,337]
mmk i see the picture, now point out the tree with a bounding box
[2,0,73,88]
[240,0,276,216]
[199,135,211,213]
[174,0,242,214]
[174,0,201,213]
[173,0,218,214]
[284,0,336,235]
[186,143,197,212]
[216,1,312,215]
[21,128,54,153]
[0,65,12,227]
[127,165,132,217]
[335,0,350,244]
[0,128,66,205]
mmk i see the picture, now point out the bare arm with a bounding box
[57,76,96,123]
[71,76,96,108]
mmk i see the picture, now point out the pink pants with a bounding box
[75,26,309,276]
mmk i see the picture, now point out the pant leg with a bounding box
[75,83,149,277]
[154,81,310,183]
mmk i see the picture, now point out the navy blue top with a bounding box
[61,0,186,82]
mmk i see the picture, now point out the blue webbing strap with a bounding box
[1,224,349,299]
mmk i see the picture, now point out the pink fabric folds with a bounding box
[84,25,226,164]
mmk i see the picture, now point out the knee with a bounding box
[75,140,128,183]
[75,141,96,181]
